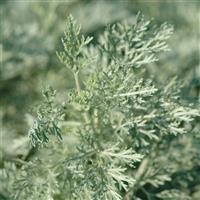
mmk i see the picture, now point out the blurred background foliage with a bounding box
[0,0,200,198]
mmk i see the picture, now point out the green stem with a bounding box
[141,187,151,200]
[73,71,89,123]
[74,72,81,93]
[123,158,149,200]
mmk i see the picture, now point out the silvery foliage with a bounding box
[1,14,199,200]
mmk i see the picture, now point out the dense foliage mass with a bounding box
[0,1,200,200]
